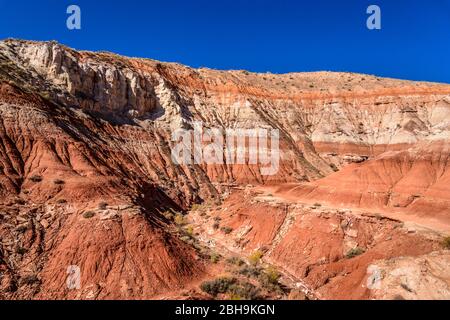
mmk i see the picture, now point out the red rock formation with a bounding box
[0,39,449,300]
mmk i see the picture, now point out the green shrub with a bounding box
[175,214,187,226]
[15,225,28,233]
[346,247,365,259]
[21,274,40,286]
[98,202,108,210]
[226,256,245,267]
[191,204,203,211]
[162,210,174,220]
[29,175,43,183]
[15,198,26,205]
[16,247,27,255]
[264,266,280,284]
[221,226,233,235]
[83,211,96,219]
[248,250,264,265]
[229,282,261,300]
[259,266,282,292]
[180,236,192,243]
[210,253,221,264]
[200,277,237,297]
[238,265,261,278]
[185,225,194,237]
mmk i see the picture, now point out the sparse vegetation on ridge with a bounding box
[346,247,365,259]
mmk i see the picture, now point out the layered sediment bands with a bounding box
[2,39,450,184]
[276,140,450,229]
[0,39,449,299]
[189,189,444,300]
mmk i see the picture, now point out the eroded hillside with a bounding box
[0,39,449,300]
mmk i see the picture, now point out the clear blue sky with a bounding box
[1,0,449,83]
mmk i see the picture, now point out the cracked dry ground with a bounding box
[0,39,450,300]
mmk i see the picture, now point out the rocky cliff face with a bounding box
[0,39,449,300]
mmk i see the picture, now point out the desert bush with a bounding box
[442,236,450,249]
[56,199,67,204]
[174,213,187,226]
[180,236,192,243]
[221,226,233,235]
[98,202,108,210]
[259,266,282,292]
[185,225,194,237]
[226,256,245,267]
[213,222,220,230]
[53,179,65,185]
[15,198,26,205]
[16,247,27,255]
[29,175,43,183]
[346,247,365,259]
[21,274,40,286]
[200,277,237,297]
[162,210,174,220]
[238,265,261,278]
[191,204,203,211]
[248,250,264,265]
[83,211,96,219]
[210,253,221,264]
[15,225,28,233]
[229,282,261,300]
[264,266,281,284]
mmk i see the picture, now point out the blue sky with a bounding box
[0,0,449,83]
